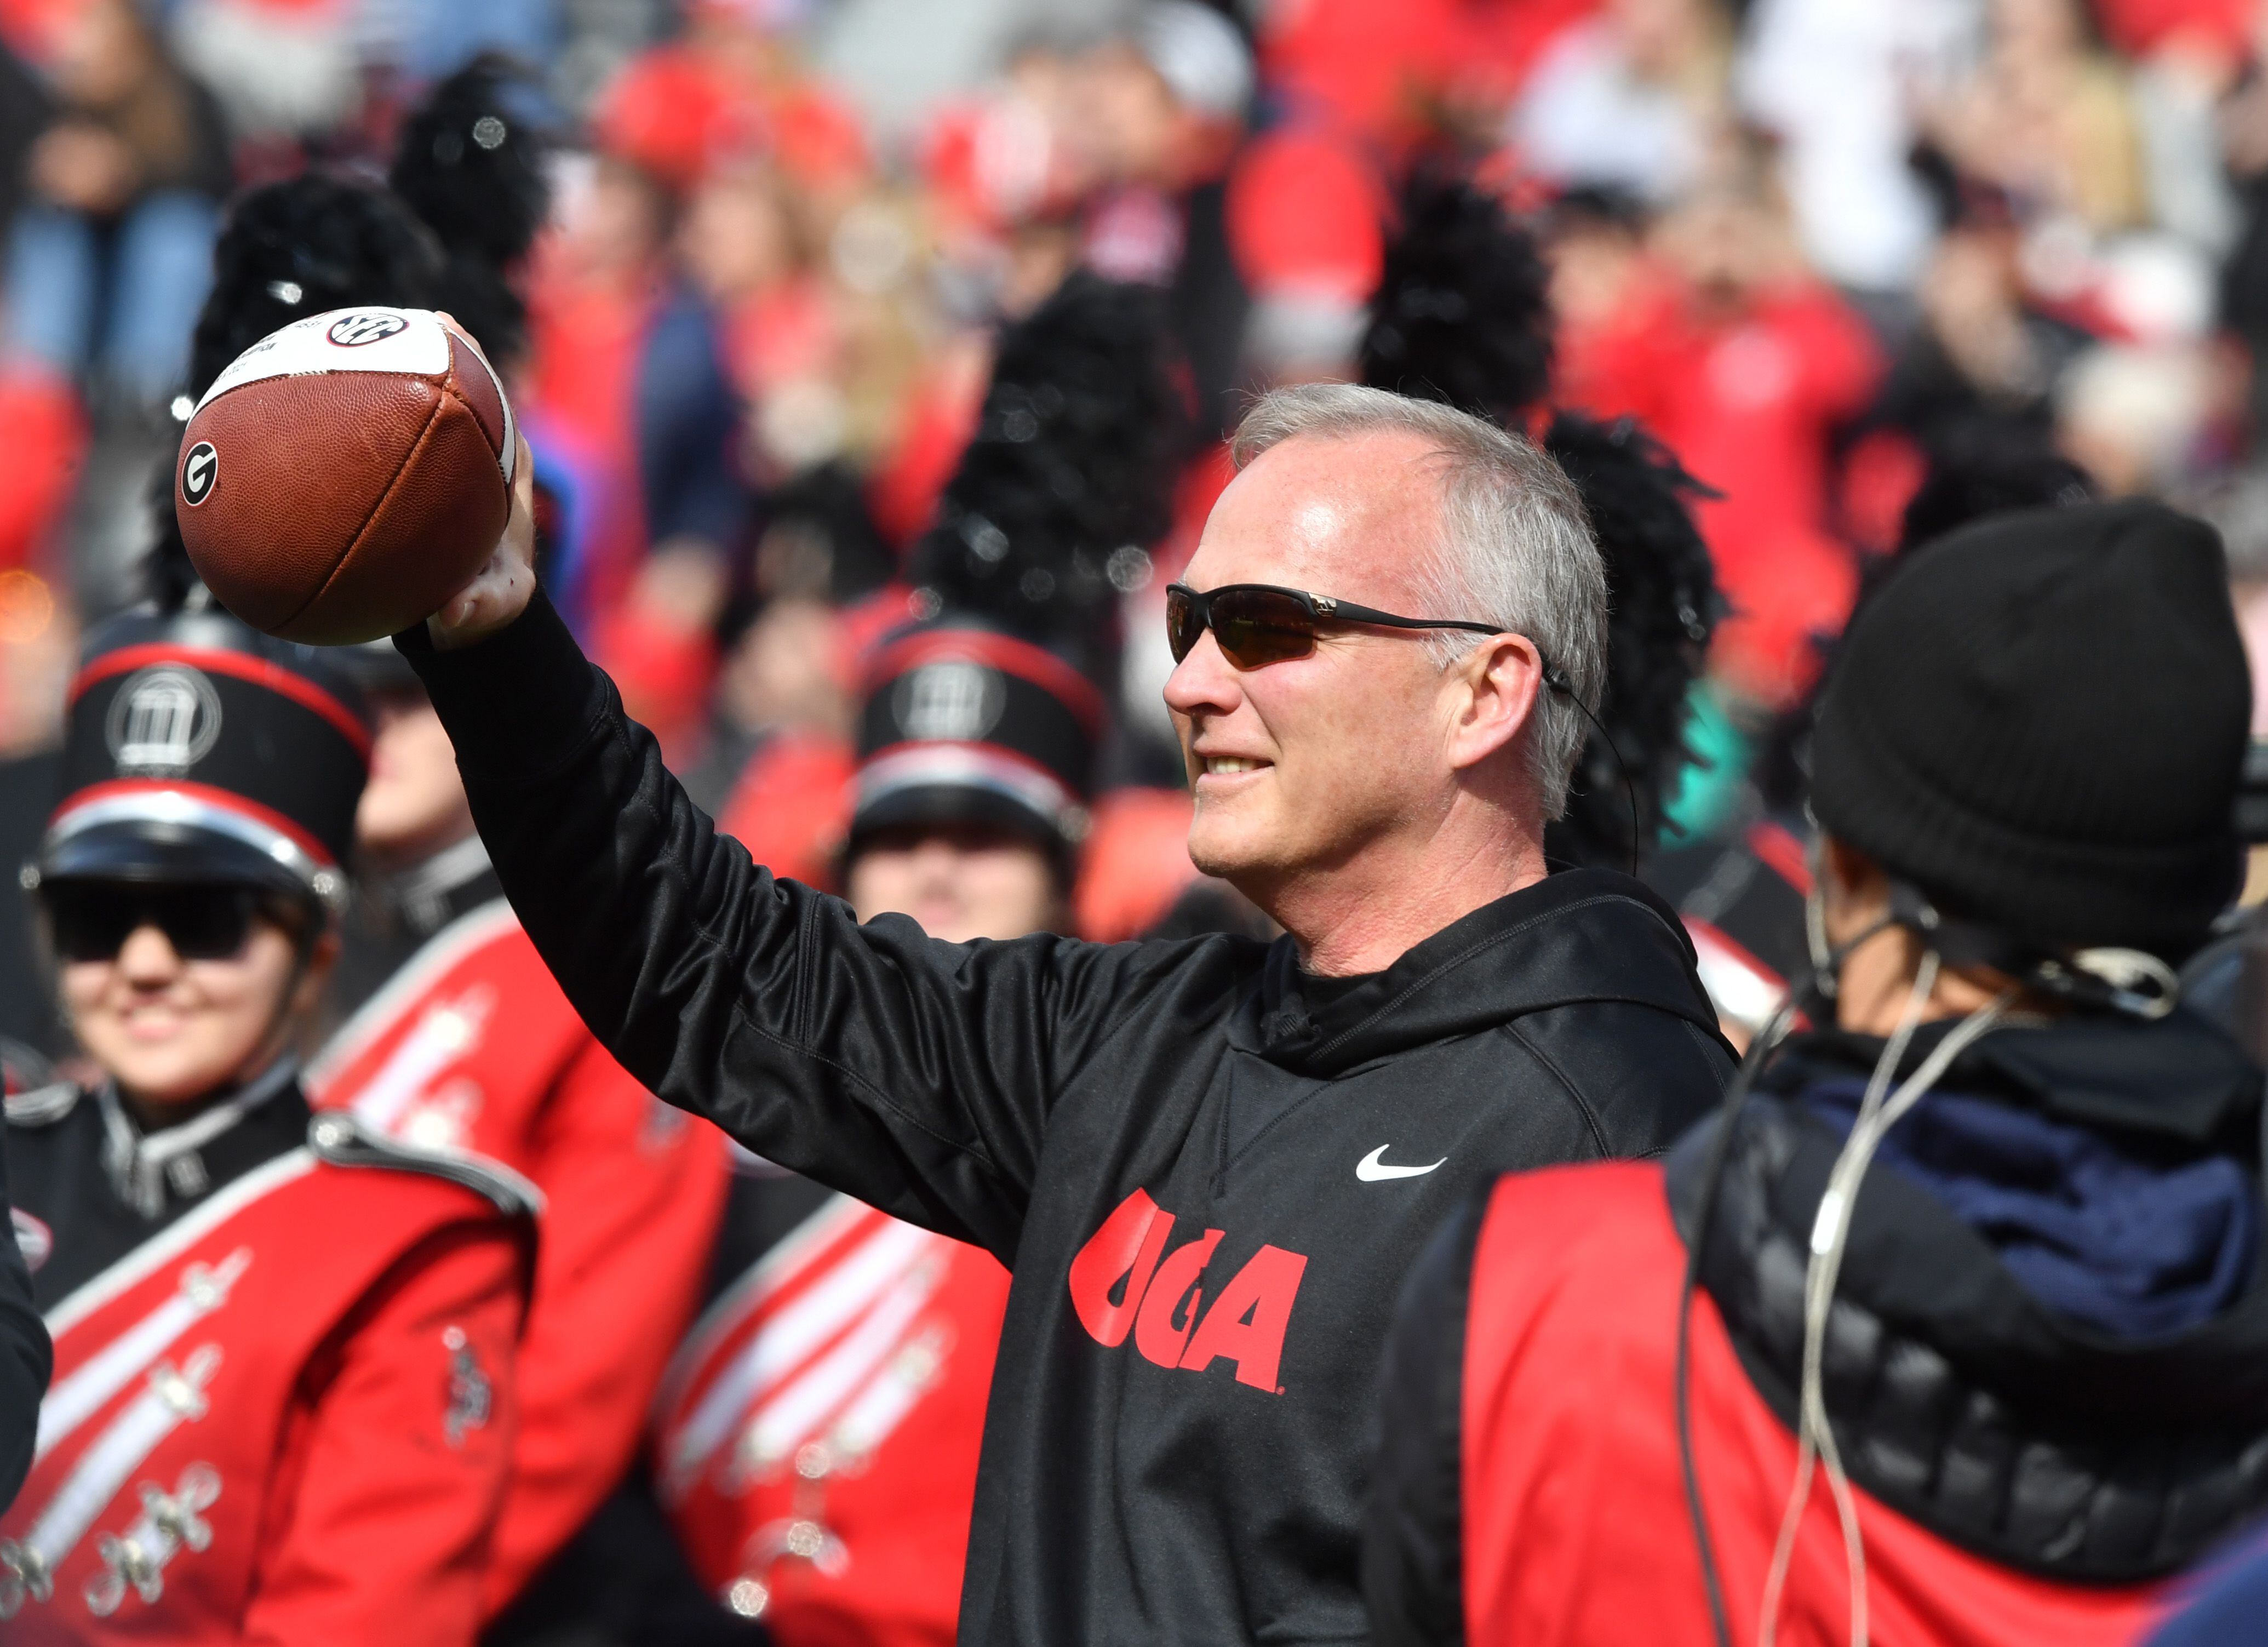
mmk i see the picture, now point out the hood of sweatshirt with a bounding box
[1229,866,1729,1079]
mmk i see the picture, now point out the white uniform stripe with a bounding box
[44,1151,313,1339]
[828,1323,948,1460]
[651,1193,870,1431]
[35,1249,249,1462]
[306,899,518,1091]
[738,1264,943,1479]
[17,1347,219,1582]
[665,1219,934,1489]
[337,992,493,1134]
[1689,927,1788,1037]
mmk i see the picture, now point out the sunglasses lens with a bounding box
[45,885,260,963]
[153,888,259,960]
[45,888,136,963]
[1165,586,1200,664]
[1209,589,1317,668]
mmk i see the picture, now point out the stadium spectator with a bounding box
[4,0,226,413]
[1510,0,1731,205]
[1924,0,2155,237]
[1074,2,1254,434]
[1366,499,2265,1647]
[1611,150,1881,708]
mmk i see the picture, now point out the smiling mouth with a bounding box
[1200,757,1267,776]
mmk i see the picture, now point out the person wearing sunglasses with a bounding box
[399,380,1734,1646]
[1,608,536,1644]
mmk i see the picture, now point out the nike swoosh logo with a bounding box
[1355,1146,1446,1182]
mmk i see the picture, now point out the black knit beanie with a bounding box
[1811,499,2251,958]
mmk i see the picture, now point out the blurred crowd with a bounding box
[12,0,2268,1637]
[12,0,2268,945]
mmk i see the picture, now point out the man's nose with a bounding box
[1162,630,1241,719]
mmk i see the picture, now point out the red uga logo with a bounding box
[1067,1190,1307,1394]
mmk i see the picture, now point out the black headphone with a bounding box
[1544,660,1643,877]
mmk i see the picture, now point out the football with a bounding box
[175,306,515,645]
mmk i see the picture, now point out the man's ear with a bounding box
[1445,633,1545,773]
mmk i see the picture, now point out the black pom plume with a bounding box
[186,175,444,402]
[906,274,1188,677]
[1359,171,1553,426]
[389,53,554,365]
[1542,411,1721,869]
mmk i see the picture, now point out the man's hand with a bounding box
[428,430,537,650]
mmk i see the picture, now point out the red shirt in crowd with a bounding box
[1558,272,1881,705]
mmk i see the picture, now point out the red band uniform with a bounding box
[308,641,729,1619]
[1,612,539,1644]
[652,624,1109,1642]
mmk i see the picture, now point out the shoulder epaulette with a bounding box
[307,1112,544,1219]
[5,1082,81,1127]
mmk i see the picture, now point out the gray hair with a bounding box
[1229,384,1608,817]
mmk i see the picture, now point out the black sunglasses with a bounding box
[1165,582,1505,670]
[42,883,291,964]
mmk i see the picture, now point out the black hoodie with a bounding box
[398,593,1735,1645]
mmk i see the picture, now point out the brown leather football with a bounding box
[175,306,514,645]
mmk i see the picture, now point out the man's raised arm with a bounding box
[396,586,1173,1260]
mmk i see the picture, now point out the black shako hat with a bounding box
[848,622,1103,854]
[1811,499,2251,958]
[36,609,372,914]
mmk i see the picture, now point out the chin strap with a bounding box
[1802,835,2180,1025]
[1544,662,1641,877]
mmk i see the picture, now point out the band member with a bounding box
[1,609,536,1643]
[0,1040,52,1513]
[148,70,732,1617]
[306,638,729,1622]
[655,619,1100,1640]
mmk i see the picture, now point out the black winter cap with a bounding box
[1811,499,2251,957]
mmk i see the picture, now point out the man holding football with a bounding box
[407,382,1735,1644]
